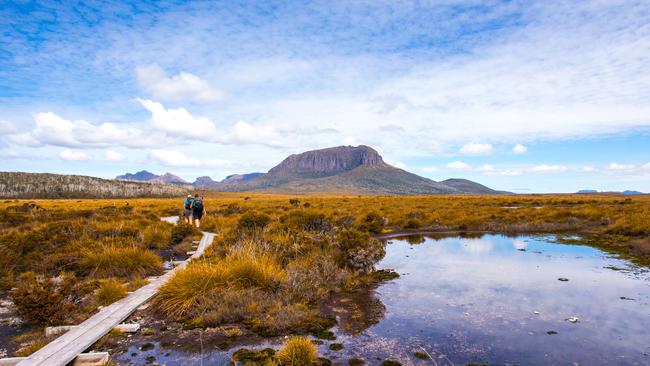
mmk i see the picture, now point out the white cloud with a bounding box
[643,163,650,170]
[149,149,231,168]
[512,144,527,154]
[459,143,493,156]
[582,166,596,172]
[0,120,16,135]
[150,149,201,167]
[228,120,286,147]
[477,164,494,172]
[422,166,438,172]
[608,162,635,171]
[14,112,151,148]
[393,161,406,169]
[137,64,223,103]
[493,169,523,176]
[137,99,218,139]
[59,148,90,161]
[447,161,470,170]
[105,149,125,162]
[531,164,568,173]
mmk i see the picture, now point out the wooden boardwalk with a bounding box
[14,217,215,366]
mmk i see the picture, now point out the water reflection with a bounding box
[116,234,650,365]
[350,234,650,365]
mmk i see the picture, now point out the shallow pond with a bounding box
[116,234,650,365]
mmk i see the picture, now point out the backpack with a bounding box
[193,199,204,212]
[184,198,193,209]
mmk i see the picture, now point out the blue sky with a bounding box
[1,0,649,193]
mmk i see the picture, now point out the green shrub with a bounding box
[281,211,332,233]
[404,218,422,229]
[360,212,385,234]
[337,230,370,250]
[171,223,197,245]
[238,211,271,231]
[96,278,127,306]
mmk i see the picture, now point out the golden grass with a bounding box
[82,246,163,278]
[274,336,318,365]
[96,278,128,306]
[156,246,286,318]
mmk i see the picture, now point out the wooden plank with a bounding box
[13,217,215,366]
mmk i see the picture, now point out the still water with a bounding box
[117,234,650,365]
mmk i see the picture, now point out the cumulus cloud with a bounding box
[459,143,493,156]
[608,162,635,171]
[13,112,152,148]
[137,99,218,139]
[137,64,223,103]
[149,149,230,168]
[59,148,90,161]
[531,164,568,173]
[512,144,527,154]
[447,161,470,170]
[393,161,406,169]
[105,149,124,161]
[582,166,596,172]
[422,166,438,172]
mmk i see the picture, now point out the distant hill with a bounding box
[205,145,502,195]
[116,170,188,185]
[0,172,189,198]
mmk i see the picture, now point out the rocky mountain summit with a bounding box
[268,145,386,177]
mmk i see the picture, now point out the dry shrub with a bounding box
[11,272,81,325]
[286,253,346,302]
[82,246,162,278]
[96,278,128,306]
[275,336,318,366]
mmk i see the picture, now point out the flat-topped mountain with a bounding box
[268,145,386,178]
[207,145,502,195]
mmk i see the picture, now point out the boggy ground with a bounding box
[1,193,649,362]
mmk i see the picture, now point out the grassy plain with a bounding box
[1,193,648,358]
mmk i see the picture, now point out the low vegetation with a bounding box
[2,192,650,358]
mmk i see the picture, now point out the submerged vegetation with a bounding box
[1,193,649,359]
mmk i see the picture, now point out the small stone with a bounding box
[547,330,558,335]
[566,316,579,323]
[558,278,569,282]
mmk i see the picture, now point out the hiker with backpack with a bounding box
[183,194,194,224]
[191,194,206,228]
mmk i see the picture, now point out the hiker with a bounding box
[192,194,206,228]
[183,194,194,224]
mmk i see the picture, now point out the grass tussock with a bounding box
[82,246,163,278]
[274,336,318,365]
[156,246,286,318]
[96,278,128,306]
